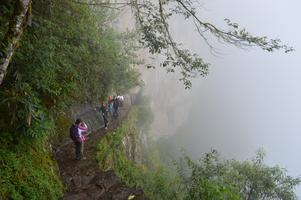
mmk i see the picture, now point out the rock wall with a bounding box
[121,129,147,165]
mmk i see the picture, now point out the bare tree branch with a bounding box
[174,0,293,52]
[70,0,134,7]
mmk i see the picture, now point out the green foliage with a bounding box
[0,0,141,199]
[177,150,242,200]
[177,149,301,200]
[97,107,181,200]
[1,0,140,138]
[97,103,300,200]
[0,137,63,200]
[50,112,73,148]
[0,82,54,139]
[0,0,16,40]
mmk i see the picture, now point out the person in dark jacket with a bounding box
[70,118,88,160]
[113,96,119,118]
[100,102,109,129]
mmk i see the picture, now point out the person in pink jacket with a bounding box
[78,121,88,142]
[70,119,88,160]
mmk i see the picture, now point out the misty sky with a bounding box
[141,0,301,196]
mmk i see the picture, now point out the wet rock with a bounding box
[86,185,106,200]
[103,175,121,190]
[82,175,95,186]
[90,172,121,191]
[91,173,104,187]
[63,192,88,200]
[98,192,112,200]
[64,176,74,191]
[72,176,82,188]
[112,190,131,200]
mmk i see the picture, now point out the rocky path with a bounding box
[55,106,147,200]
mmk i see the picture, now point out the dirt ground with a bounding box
[55,106,148,200]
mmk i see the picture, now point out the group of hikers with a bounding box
[100,95,124,129]
[69,95,124,160]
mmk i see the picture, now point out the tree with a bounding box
[72,0,293,88]
[0,0,293,88]
[177,149,301,200]
[0,0,32,85]
[0,0,140,137]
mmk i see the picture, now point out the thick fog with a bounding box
[141,0,301,196]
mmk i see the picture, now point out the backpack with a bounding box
[70,125,78,141]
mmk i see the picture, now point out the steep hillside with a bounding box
[0,1,140,199]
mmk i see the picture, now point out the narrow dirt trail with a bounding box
[55,106,147,200]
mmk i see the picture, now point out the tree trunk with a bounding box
[0,0,32,85]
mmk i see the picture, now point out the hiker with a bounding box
[113,96,119,117]
[100,102,109,129]
[117,95,124,107]
[70,119,88,160]
[108,97,114,117]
